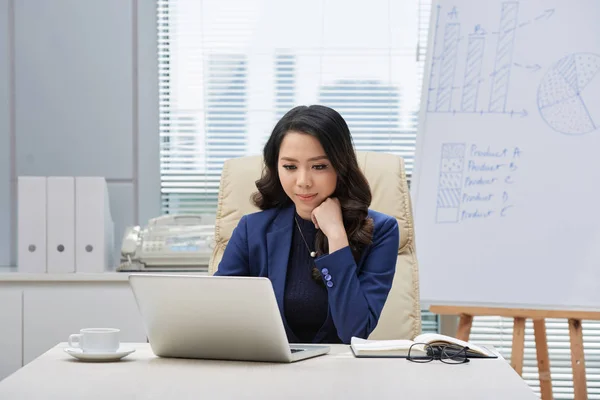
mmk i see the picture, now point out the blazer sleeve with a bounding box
[213,215,250,276]
[313,216,399,343]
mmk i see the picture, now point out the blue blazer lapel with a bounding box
[266,205,295,317]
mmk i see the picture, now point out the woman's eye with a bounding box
[282,165,296,170]
[313,164,328,170]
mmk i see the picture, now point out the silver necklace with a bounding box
[294,216,317,258]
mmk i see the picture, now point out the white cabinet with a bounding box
[0,290,22,381]
[23,283,146,364]
[0,272,207,378]
[0,273,153,378]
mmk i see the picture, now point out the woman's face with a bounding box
[277,131,337,220]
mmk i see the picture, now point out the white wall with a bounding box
[0,0,12,267]
[0,0,160,266]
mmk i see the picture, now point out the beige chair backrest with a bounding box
[209,151,421,340]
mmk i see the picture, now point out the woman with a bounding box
[215,105,399,344]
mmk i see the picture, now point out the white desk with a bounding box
[0,343,537,399]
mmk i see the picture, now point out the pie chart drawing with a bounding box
[537,53,600,135]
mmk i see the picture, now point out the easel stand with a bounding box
[430,306,600,400]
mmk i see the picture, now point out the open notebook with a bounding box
[350,333,497,358]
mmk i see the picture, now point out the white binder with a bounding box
[46,177,75,273]
[75,177,115,272]
[17,176,47,273]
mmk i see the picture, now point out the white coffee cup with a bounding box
[68,328,120,353]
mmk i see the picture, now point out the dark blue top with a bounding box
[215,204,399,344]
[284,212,334,343]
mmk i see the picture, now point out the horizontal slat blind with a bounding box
[158,0,438,337]
[420,310,439,334]
[158,0,422,215]
[471,317,600,398]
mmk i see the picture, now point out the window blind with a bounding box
[157,0,438,342]
[158,0,422,215]
[470,317,600,399]
[420,310,439,334]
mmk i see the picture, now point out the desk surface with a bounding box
[0,343,537,400]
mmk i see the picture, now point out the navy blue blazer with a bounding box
[214,204,399,344]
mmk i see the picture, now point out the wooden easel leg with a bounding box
[533,319,553,400]
[456,314,473,341]
[511,317,526,376]
[568,319,588,400]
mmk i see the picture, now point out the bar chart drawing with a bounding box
[435,23,461,111]
[426,6,442,112]
[461,35,485,112]
[489,2,519,113]
[426,2,534,117]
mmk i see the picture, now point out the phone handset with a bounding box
[121,226,141,264]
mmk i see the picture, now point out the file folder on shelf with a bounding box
[75,177,115,272]
[18,176,47,273]
[46,177,75,273]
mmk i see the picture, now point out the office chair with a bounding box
[209,151,422,340]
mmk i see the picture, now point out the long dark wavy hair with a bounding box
[252,105,374,278]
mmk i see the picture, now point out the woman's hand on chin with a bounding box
[311,198,349,253]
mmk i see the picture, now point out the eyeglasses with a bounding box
[407,343,470,364]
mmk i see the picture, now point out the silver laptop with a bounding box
[128,274,330,363]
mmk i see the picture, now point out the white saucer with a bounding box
[64,347,136,362]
